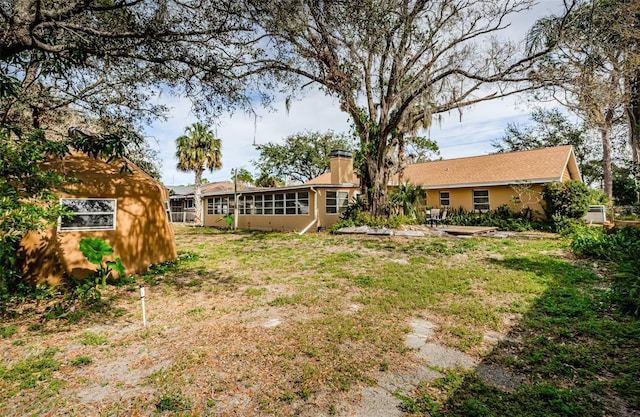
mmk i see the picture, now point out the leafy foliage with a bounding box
[613,162,640,205]
[78,238,126,289]
[176,122,222,226]
[541,181,591,220]
[571,226,640,316]
[0,126,70,295]
[446,205,545,232]
[254,130,354,184]
[388,182,423,218]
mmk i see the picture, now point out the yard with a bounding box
[0,225,638,416]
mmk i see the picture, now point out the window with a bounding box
[326,191,349,214]
[297,192,309,215]
[285,193,297,215]
[228,192,311,216]
[59,198,117,231]
[164,200,171,223]
[210,197,231,215]
[274,193,284,214]
[254,195,263,215]
[246,195,254,215]
[185,198,194,209]
[439,191,450,207]
[473,190,490,212]
[263,194,273,215]
[170,199,182,211]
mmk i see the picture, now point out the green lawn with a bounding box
[0,225,637,416]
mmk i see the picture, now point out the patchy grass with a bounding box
[78,331,109,346]
[0,226,637,416]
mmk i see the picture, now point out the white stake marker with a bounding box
[139,284,147,327]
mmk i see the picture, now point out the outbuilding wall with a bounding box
[18,153,177,284]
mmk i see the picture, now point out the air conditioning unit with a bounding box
[584,205,607,224]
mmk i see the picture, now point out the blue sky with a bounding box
[145,88,544,187]
[144,1,563,186]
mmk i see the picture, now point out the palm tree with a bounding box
[389,182,423,218]
[175,123,222,226]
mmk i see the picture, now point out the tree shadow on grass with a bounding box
[413,256,640,417]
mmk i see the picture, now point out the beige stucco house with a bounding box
[401,145,582,214]
[19,151,178,284]
[201,146,582,233]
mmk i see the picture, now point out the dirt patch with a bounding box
[1,227,624,416]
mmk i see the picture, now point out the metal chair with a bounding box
[429,208,440,226]
[430,208,447,227]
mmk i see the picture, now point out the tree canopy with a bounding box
[254,130,355,184]
[527,0,640,197]
[247,0,575,216]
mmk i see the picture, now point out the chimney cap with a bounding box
[329,149,353,158]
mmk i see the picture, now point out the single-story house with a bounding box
[18,151,178,284]
[401,144,582,214]
[167,184,197,223]
[201,146,582,233]
[168,181,252,223]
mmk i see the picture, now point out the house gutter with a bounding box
[299,186,318,235]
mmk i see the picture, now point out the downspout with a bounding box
[299,186,318,235]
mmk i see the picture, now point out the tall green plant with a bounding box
[0,126,69,296]
[541,181,591,219]
[389,182,423,218]
[175,123,222,226]
[571,226,640,316]
[79,238,125,288]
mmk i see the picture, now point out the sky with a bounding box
[145,1,563,187]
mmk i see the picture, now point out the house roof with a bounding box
[304,145,581,188]
[399,145,581,189]
[167,181,252,198]
[305,172,359,185]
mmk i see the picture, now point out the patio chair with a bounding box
[429,208,440,226]
[430,208,448,227]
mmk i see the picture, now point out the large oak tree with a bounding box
[247,0,574,216]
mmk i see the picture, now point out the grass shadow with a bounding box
[410,256,640,416]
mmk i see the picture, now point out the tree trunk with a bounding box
[359,143,392,218]
[626,72,640,164]
[398,135,405,184]
[601,111,614,199]
[193,169,203,226]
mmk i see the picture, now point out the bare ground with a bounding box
[0,228,566,416]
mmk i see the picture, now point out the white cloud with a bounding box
[145,0,565,186]
[146,90,352,185]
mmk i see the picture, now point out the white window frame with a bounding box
[473,190,490,212]
[59,198,117,232]
[326,191,349,214]
[439,191,450,207]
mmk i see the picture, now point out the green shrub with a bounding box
[542,181,590,220]
[330,198,418,232]
[445,205,544,232]
[156,392,192,412]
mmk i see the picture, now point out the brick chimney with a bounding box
[329,150,354,184]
